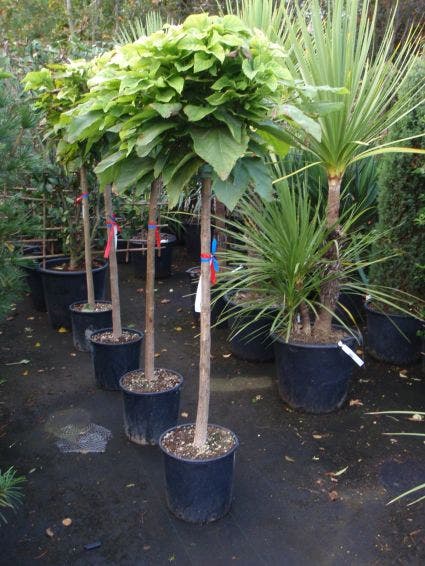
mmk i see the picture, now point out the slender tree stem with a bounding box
[65,0,75,39]
[193,176,212,449]
[104,184,122,338]
[300,301,311,335]
[314,174,343,335]
[144,178,161,381]
[80,166,95,309]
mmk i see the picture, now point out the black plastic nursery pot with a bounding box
[186,266,227,328]
[334,291,365,326]
[273,332,361,413]
[119,369,183,445]
[69,301,113,352]
[130,233,176,279]
[365,302,423,365]
[89,328,144,390]
[22,261,46,312]
[39,257,108,329]
[225,293,276,362]
[159,424,239,524]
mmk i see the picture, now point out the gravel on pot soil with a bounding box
[91,330,140,344]
[161,424,236,460]
[121,368,181,393]
[72,302,112,312]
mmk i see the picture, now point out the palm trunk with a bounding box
[144,179,161,381]
[193,175,212,449]
[80,166,95,309]
[313,174,342,335]
[104,184,122,339]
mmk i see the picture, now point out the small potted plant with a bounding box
[366,58,425,365]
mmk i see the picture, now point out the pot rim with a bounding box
[119,368,183,396]
[364,300,422,322]
[69,300,113,313]
[89,327,144,345]
[159,423,239,464]
[272,327,362,349]
[39,257,108,276]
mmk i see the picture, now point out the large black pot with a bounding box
[225,293,276,362]
[159,424,238,524]
[119,369,183,445]
[273,331,361,413]
[365,302,423,365]
[69,301,113,352]
[22,261,46,312]
[39,258,108,329]
[334,291,365,326]
[186,266,227,328]
[130,233,176,279]
[89,328,144,390]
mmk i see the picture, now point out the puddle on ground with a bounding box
[45,408,112,454]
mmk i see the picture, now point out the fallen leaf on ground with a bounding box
[174,326,182,332]
[5,359,30,366]
[143,545,151,551]
[349,399,363,407]
[222,353,232,358]
[312,434,322,440]
[181,412,189,418]
[34,342,41,348]
[70,352,77,357]
[285,455,295,463]
[399,369,408,378]
[154,353,161,358]
[26,316,35,320]
[22,370,29,376]
[328,490,339,501]
[251,395,263,403]
[126,483,135,488]
[45,528,54,538]
[57,327,68,333]
[160,298,171,304]
[326,466,349,477]
[62,518,72,527]
[177,308,183,313]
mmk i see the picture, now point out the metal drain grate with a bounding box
[46,409,112,454]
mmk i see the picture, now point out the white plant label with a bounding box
[338,341,364,367]
[195,275,202,313]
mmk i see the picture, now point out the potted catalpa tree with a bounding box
[73,12,320,521]
[23,61,110,336]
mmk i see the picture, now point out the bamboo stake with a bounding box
[80,166,95,309]
[144,179,162,382]
[193,174,212,449]
[42,197,46,269]
[104,184,122,338]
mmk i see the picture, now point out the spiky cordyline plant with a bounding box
[219,181,419,342]
[0,467,25,525]
[228,0,425,338]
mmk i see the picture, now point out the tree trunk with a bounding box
[313,174,342,336]
[300,301,311,335]
[80,166,95,309]
[65,0,75,38]
[214,198,227,268]
[104,184,122,339]
[193,175,212,449]
[144,178,161,382]
[91,0,100,43]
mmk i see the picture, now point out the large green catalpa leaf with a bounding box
[190,126,249,181]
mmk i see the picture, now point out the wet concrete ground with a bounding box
[0,247,424,565]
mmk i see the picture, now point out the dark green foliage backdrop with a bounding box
[369,58,425,298]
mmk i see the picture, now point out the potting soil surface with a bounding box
[0,247,424,566]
